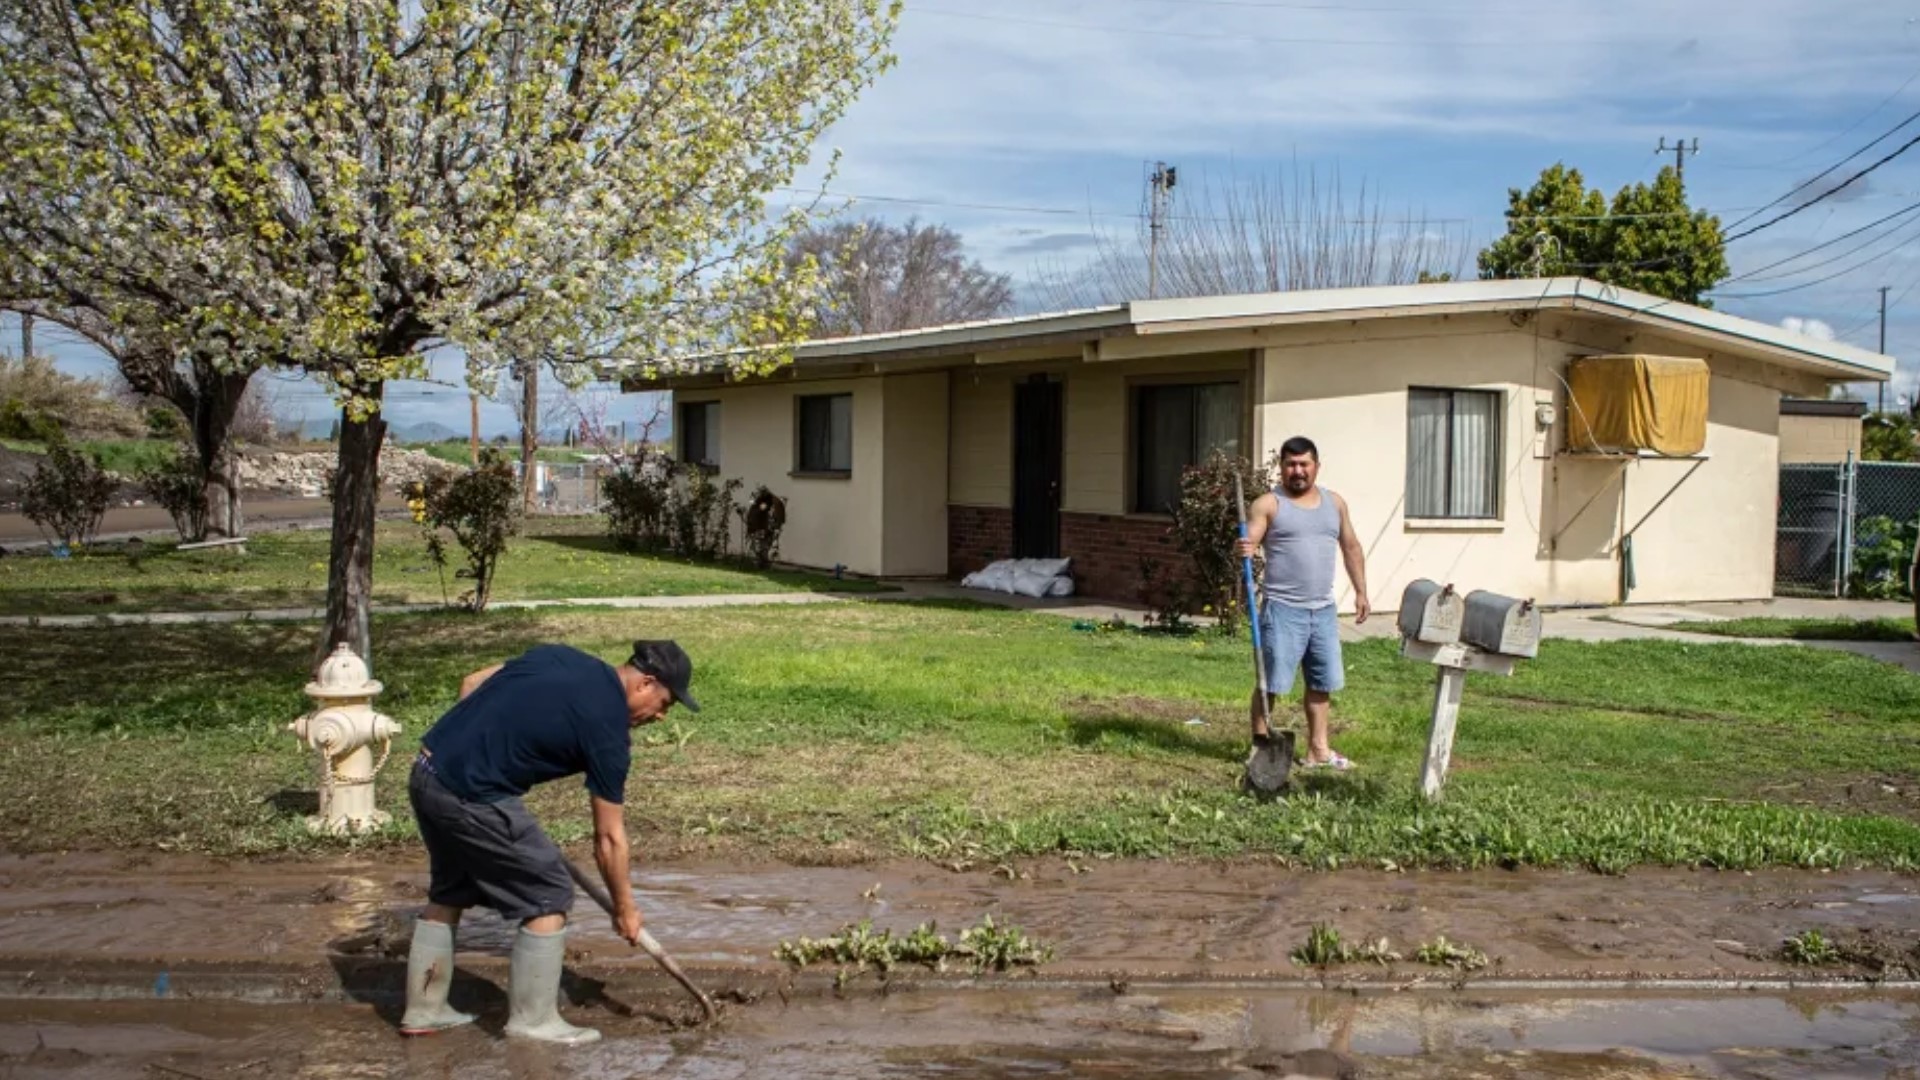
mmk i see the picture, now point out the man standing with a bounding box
[398,639,699,1044]
[1234,437,1369,769]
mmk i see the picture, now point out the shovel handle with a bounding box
[564,858,719,1022]
[1234,473,1273,725]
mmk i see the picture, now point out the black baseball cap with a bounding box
[629,639,699,712]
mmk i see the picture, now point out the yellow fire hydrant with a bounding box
[290,644,403,835]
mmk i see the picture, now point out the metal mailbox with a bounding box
[1396,579,1463,645]
[1460,590,1543,659]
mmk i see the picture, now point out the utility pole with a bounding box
[519,359,539,513]
[19,312,32,359]
[469,392,481,465]
[1656,137,1699,184]
[1146,161,1177,299]
[1879,285,1891,413]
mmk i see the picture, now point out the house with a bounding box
[1778,398,1867,465]
[615,278,1892,611]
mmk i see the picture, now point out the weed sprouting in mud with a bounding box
[776,915,1054,987]
[1781,929,1842,965]
[1413,935,1490,971]
[1291,924,1491,971]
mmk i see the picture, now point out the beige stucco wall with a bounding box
[881,372,950,575]
[676,376,884,576]
[677,372,946,578]
[1251,312,1809,612]
[1779,413,1863,464]
[948,352,1251,514]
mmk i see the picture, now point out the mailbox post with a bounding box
[1395,581,1542,801]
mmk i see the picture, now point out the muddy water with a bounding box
[2,987,1918,1079]
[2,853,1916,982]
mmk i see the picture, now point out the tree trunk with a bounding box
[520,360,539,513]
[186,369,252,540]
[319,386,386,674]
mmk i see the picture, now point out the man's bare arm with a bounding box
[1333,494,1369,621]
[458,663,504,701]
[590,794,641,943]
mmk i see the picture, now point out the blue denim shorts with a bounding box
[1259,600,1345,695]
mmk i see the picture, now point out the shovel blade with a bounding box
[1243,731,1295,794]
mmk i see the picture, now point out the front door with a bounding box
[1013,375,1063,559]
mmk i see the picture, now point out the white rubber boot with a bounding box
[399,919,476,1036]
[504,926,601,1044]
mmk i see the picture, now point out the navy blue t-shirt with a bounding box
[421,644,632,805]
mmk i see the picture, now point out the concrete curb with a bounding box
[0,955,1907,1009]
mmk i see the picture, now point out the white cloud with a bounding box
[1781,316,1838,340]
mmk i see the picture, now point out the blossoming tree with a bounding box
[0,0,899,666]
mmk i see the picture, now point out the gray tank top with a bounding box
[1261,485,1340,609]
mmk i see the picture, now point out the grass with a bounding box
[1667,616,1917,642]
[1,601,1918,872]
[0,517,886,616]
[2,436,176,475]
[775,915,1053,983]
[410,442,593,466]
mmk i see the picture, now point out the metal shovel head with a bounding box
[1243,731,1295,794]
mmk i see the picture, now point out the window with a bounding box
[1133,381,1242,514]
[679,401,718,468]
[796,393,852,474]
[1406,388,1501,519]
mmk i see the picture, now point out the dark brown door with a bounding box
[1013,375,1063,559]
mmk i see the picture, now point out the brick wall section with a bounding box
[948,504,1013,579]
[1058,511,1192,602]
[948,504,1199,603]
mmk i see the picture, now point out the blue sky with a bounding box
[12,0,1920,431]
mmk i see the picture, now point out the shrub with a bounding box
[135,443,208,541]
[738,485,787,569]
[0,397,65,443]
[1849,515,1916,599]
[404,449,521,612]
[603,458,673,552]
[144,402,189,441]
[669,466,741,560]
[0,354,144,439]
[1165,449,1275,635]
[21,438,118,549]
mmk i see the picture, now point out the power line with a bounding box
[1723,128,1920,244]
[1723,106,1920,233]
[1713,229,1920,300]
[1720,199,1920,285]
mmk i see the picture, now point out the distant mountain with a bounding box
[393,421,464,444]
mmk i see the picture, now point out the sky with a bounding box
[11,0,1920,431]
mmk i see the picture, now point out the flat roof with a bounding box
[1780,398,1870,418]
[609,277,1894,387]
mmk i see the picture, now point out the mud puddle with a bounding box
[2,987,1917,1079]
[3,853,1917,982]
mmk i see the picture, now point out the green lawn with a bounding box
[410,442,593,466]
[3,602,1916,872]
[0,519,886,616]
[2,436,176,475]
[1668,616,1918,642]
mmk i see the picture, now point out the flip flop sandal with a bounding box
[1300,752,1354,771]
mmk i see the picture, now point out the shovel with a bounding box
[564,858,719,1023]
[1235,472,1294,794]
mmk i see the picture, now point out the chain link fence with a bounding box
[520,460,613,515]
[1776,459,1920,598]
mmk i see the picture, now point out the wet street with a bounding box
[3,985,1918,1078]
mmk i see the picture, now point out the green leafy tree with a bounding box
[1478,164,1730,306]
[1862,412,1919,462]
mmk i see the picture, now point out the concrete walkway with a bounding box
[5,581,1917,673]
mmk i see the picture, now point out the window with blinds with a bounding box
[1406,388,1501,519]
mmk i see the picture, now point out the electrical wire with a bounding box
[1724,129,1920,244]
[1722,106,1920,232]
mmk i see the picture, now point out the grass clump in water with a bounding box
[1413,935,1490,971]
[1780,929,1841,965]
[776,915,1053,986]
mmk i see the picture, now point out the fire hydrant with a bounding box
[289,644,403,836]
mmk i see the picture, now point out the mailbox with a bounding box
[1397,579,1463,645]
[1460,590,1543,659]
